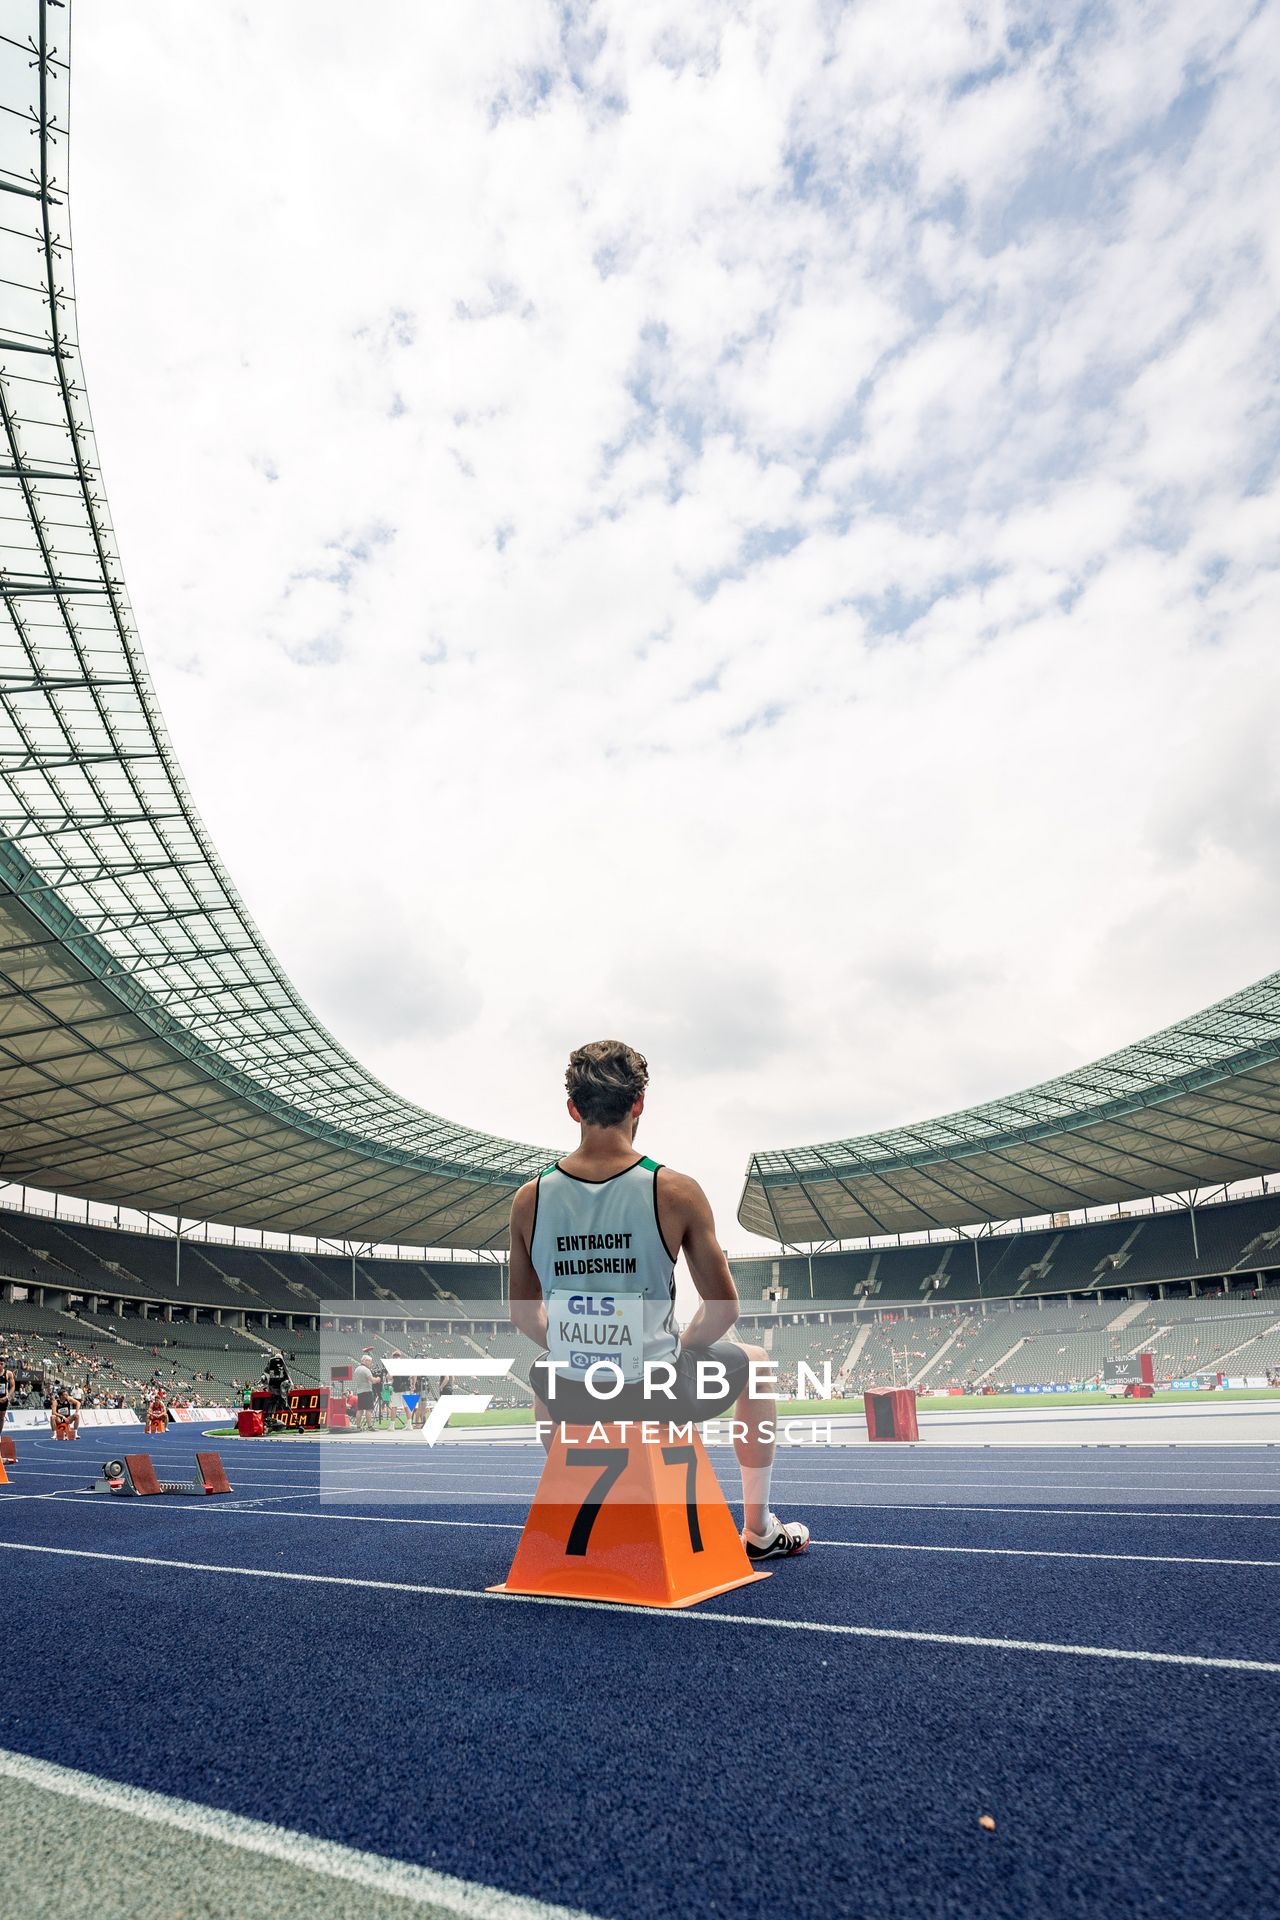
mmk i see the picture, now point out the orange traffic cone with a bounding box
[490,1422,770,1608]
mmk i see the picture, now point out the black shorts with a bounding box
[528,1339,751,1424]
[356,1390,375,1411]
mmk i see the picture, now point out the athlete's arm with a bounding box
[660,1171,740,1351]
[508,1180,549,1350]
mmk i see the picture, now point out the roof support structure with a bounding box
[0,5,552,1246]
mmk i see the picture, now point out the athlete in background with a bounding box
[51,1382,80,1439]
[509,1040,808,1562]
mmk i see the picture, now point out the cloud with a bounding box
[68,0,1280,1245]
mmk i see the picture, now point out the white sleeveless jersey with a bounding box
[531,1156,679,1382]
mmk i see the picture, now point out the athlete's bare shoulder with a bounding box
[654,1165,708,1207]
[509,1178,538,1242]
[654,1165,715,1245]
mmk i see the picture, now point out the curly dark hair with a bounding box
[565,1040,650,1128]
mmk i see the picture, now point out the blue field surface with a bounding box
[4,1427,1280,1920]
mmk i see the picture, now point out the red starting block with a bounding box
[196,1450,232,1494]
[124,1452,165,1494]
[0,1435,15,1465]
[92,1451,233,1496]
[864,1387,919,1442]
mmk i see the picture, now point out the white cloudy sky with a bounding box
[66,1,1279,1248]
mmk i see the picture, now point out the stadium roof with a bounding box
[0,7,550,1248]
[738,971,1280,1243]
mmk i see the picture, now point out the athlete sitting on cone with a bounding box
[509,1040,809,1562]
[51,1383,80,1439]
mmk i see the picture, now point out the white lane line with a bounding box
[0,1466,325,1491]
[2,1540,1278,1676]
[812,1538,1280,1569]
[12,1489,1278,1523]
[0,1488,86,1504]
[35,1498,1277,1564]
[41,1498,525,1530]
[770,1475,1280,1494]
[0,1746,597,1919]
[767,1467,1280,1480]
[301,1466,1280,1493]
[228,1465,1280,1494]
[786,1498,1280,1516]
[771,1476,1280,1487]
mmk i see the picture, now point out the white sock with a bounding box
[740,1460,774,1536]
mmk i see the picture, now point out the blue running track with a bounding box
[3,1427,1280,1919]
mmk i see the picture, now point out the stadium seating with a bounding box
[730,1193,1280,1307]
[2,1193,1279,1407]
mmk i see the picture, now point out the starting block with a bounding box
[0,1451,7,1486]
[53,1419,79,1440]
[1,1435,15,1465]
[91,1451,233,1497]
[490,1423,769,1609]
[196,1450,233,1494]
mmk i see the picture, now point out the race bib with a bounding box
[547,1290,646,1385]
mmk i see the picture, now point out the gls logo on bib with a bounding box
[548,1290,646,1384]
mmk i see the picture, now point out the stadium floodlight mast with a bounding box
[0,0,557,1250]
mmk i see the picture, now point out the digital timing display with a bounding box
[275,1387,329,1431]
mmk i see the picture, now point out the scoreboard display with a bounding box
[251,1386,330,1431]
[278,1386,329,1431]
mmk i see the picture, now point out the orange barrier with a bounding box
[490,1423,769,1609]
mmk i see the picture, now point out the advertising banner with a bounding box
[4,1407,142,1431]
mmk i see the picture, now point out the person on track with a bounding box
[509,1039,809,1562]
[351,1354,376,1432]
[51,1382,80,1439]
[261,1350,292,1426]
[0,1351,13,1437]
